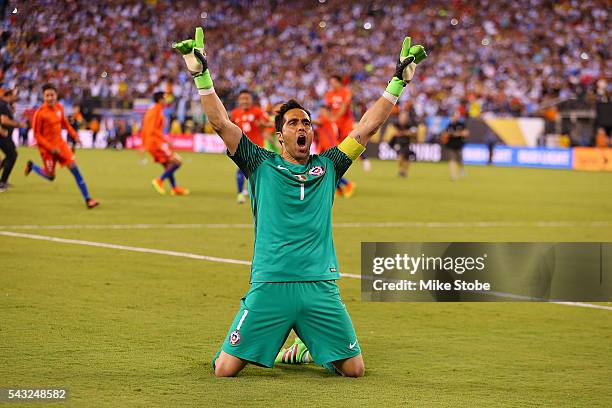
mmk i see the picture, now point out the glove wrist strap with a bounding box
[194,70,213,91]
[198,87,215,96]
[382,91,399,105]
[384,77,406,103]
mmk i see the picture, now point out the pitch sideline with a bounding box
[0,220,611,231]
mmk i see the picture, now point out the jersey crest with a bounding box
[308,166,325,177]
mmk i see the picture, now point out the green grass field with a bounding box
[1,147,611,407]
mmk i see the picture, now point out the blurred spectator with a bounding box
[389,109,419,177]
[442,111,469,180]
[67,105,85,150]
[68,105,85,130]
[169,116,182,134]
[594,127,609,148]
[1,0,609,126]
[112,118,131,149]
[89,116,100,146]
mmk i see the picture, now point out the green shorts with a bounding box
[217,281,361,368]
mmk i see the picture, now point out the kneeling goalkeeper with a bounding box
[173,27,427,377]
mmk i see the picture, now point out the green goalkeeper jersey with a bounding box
[229,134,362,283]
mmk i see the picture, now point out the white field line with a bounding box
[1,230,610,312]
[0,231,250,266]
[553,302,612,311]
[0,220,610,231]
[0,223,253,230]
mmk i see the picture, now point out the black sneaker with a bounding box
[24,160,33,176]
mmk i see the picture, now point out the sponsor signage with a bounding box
[572,147,612,172]
[462,144,572,169]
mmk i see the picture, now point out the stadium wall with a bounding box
[365,142,611,172]
[14,130,611,172]
[424,117,545,147]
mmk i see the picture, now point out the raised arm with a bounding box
[173,28,242,154]
[348,37,427,146]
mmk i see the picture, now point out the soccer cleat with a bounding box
[24,160,33,176]
[86,198,99,209]
[275,337,311,365]
[362,159,372,172]
[170,186,190,196]
[335,186,344,199]
[151,178,166,195]
[0,182,7,193]
[343,181,356,198]
[237,192,246,204]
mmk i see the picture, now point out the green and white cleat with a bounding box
[275,337,312,365]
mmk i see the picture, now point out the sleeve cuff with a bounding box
[338,136,366,161]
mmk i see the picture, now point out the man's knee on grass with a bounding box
[333,354,365,378]
[214,351,247,377]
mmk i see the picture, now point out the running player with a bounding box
[25,84,98,208]
[174,27,426,377]
[142,91,189,196]
[230,90,269,203]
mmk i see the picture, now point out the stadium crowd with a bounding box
[0,0,610,124]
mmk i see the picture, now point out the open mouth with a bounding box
[297,135,307,147]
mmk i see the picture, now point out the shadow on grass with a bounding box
[188,361,337,380]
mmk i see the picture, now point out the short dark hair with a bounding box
[42,83,57,93]
[274,99,311,133]
[330,75,342,82]
[153,91,165,103]
[238,89,252,96]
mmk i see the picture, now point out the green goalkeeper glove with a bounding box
[172,27,214,94]
[384,37,427,104]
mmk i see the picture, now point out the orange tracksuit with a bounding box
[316,115,339,153]
[32,102,78,175]
[231,106,268,147]
[325,86,354,141]
[141,103,172,164]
